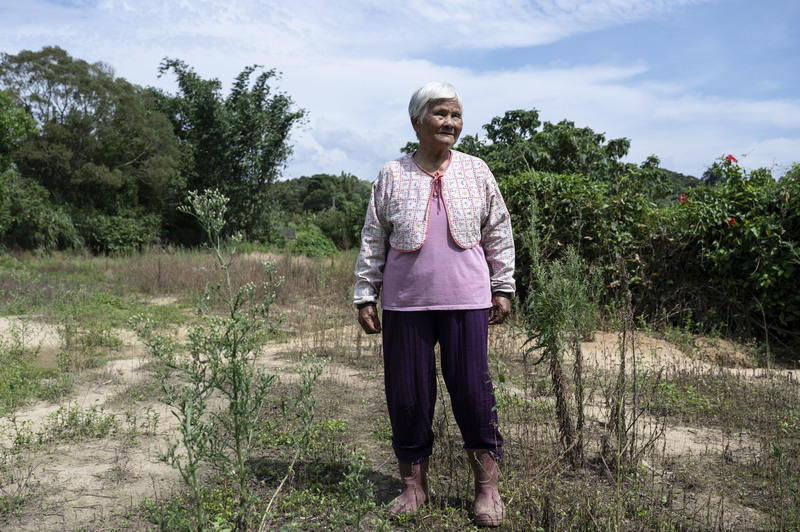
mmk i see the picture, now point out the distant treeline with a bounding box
[0,46,306,252]
[2,46,798,352]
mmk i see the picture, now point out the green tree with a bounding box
[0,89,36,173]
[155,59,306,241]
[0,90,40,246]
[400,141,419,154]
[701,161,726,187]
[273,172,370,249]
[0,47,182,215]
[457,109,631,181]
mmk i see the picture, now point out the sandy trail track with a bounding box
[1,317,797,530]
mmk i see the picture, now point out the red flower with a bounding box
[724,217,736,227]
[679,193,687,204]
[726,154,737,163]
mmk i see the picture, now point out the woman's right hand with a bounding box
[358,304,381,334]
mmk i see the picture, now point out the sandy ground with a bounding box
[1,316,797,530]
[0,315,388,530]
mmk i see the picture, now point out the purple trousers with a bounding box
[382,309,503,464]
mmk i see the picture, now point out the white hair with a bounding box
[408,82,463,124]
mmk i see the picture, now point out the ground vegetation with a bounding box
[0,242,798,531]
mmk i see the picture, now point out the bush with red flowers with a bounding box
[652,156,798,345]
[502,153,800,353]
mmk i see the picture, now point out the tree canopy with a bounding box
[457,108,632,181]
[0,47,307,251]
[273,172,371,250]
[1,46,182,215]
[0,89,36,173]
[154,59,306,241]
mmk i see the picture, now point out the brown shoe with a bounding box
[389,458,429,517]
[467,450,505,527]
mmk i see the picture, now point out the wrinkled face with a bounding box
[413,99,463,150]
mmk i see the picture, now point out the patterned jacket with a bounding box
[353,150,515,306]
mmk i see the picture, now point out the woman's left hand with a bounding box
[358,304,382,334]
[489,295,511,325]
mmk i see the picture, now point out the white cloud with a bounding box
[282,55,799,179]
[1,0,797,180]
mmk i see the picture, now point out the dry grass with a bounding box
[0,248,798,531]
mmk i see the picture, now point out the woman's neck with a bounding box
[413,145,451,175]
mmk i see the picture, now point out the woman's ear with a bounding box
[411,116,420,134]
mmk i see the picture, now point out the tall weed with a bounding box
[521,199,601,467]
[133,189,318,531]
[0,317,40,413]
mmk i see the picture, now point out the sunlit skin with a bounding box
[412,99,463,174]
[357,98,510,334]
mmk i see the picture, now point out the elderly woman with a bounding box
[354,82,515,527]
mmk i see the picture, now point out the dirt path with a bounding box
[0,316,384,530]
[1,317,794,530]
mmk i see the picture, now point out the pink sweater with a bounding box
[381,174,491,310]
[354,150,515,307]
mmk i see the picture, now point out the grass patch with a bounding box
[0,247,798,530]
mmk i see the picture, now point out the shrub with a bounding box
[133,189,323,531]
[292,222,337,258]
[0,170,81,252]
[500,156,800,353]
[500,168,659,303]
[76,209,161,254]
[666,158,799,344]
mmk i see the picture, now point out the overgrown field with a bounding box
[1,246,799,531]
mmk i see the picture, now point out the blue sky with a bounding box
[1,0,798,180]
